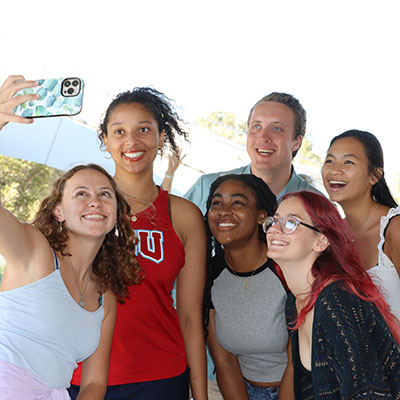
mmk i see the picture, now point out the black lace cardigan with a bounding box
[286,280,400,399]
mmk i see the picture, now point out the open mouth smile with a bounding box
[256,148,274,156]
[83,214,106,221]
[328,180,347,190]
[123,151,145,161]
[218,222,237,229]
[269,238,288,246]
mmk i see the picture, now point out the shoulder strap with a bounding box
[51,249,60,270]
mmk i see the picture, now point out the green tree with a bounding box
[0,156,63,281]
[0,155,63,222]
[297,134,322,165]
[195,111,247,144]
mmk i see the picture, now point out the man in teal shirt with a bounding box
[185,92,321,214]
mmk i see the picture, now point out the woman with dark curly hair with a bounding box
[70,87,207,399]
[0,160,141,398]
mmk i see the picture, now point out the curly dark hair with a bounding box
[98,87,189,155]
[32,164,143,303]
[202,174,277,335]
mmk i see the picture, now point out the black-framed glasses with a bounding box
[262,216,320,235]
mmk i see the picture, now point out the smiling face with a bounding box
[266,197,325,267]
[246,101,302,176]
[53,169,117,239]
[103,102,165,176]
[207,179,266,248]
[321,137,377,205]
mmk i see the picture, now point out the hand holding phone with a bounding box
[0,75,38,130]
[13,77,84,118]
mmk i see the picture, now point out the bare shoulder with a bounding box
[1,223,55,289]
[385,215,400,244]
[103,291,117,318]
[169,194,205,243]
[169,194,204,220]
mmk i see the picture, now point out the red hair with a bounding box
[282,191,400,344]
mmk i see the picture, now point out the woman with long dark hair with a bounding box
[321,130,400,318]
[265,190,400,399]
[204,173,293,400]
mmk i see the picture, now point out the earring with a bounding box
[114,223,119,237]
[58,221,64,232]
[104,152,112,160]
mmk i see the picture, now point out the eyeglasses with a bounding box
[262,216,320,235]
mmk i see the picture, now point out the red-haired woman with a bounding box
[264,190,400,399]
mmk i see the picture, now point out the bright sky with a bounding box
[2,0,400,189]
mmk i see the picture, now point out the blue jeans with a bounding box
[245,381,279,400]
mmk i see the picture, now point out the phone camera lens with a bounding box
[64,81,71,87]
[72,80,79,87]
[67,88,74,95]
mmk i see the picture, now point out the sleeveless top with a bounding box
[368,206,400,320]
[0,252,104,388]
[72,187,187,386]
[211,258,288,383]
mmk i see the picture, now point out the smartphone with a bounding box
[13,77,84,118]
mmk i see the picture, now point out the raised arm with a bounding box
[207,309,249,399]
[0,75,38,130]
[160,148,186,193]
[0,178,46,280]
[0,76,52,283]
[172,196,208,400]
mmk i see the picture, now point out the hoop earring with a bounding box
[104,152,112,160]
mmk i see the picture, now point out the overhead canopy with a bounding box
[0,117,115,174]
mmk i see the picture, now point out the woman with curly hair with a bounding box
[0,160,141,399]
[69,87,207,399]
[0,76,141,399]
[265,190,400,399]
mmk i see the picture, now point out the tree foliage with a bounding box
[195,111,247,144]
[196,111,323,166]
[0,155,63,222]
[298,134,322,165]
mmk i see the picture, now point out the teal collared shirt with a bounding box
[184,164,321,214]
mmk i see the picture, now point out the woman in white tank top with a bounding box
[322,129,400,320]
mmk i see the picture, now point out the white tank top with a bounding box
[368,206,400,320]
[0,254,104,388]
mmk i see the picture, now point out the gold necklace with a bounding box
[67,257,92,308]
[225,248,267,290]
[121,185,158,223]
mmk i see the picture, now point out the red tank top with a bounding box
[71,188,187,385]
